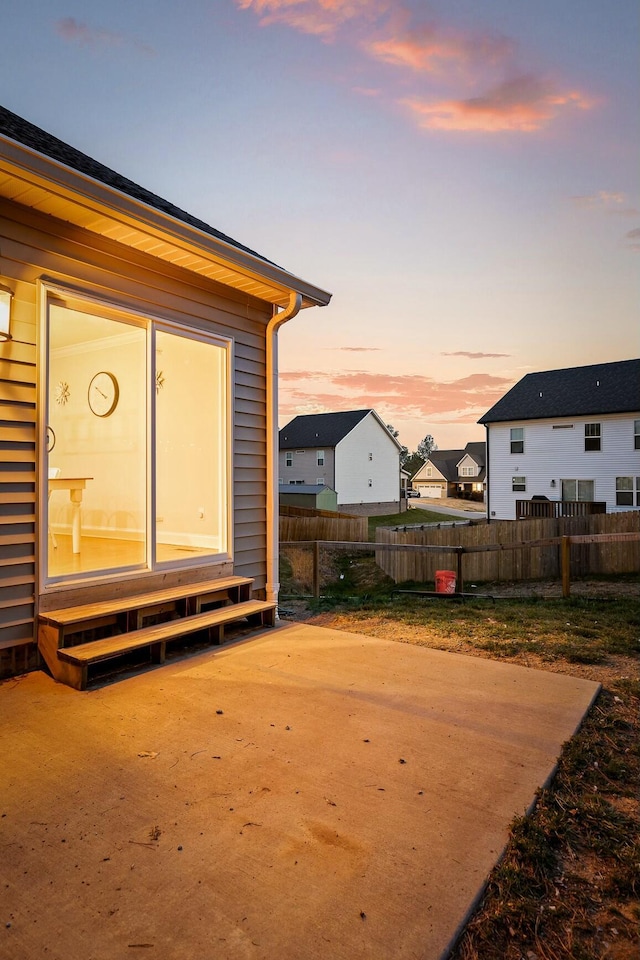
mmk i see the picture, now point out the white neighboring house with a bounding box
[279,409,403,514]
[478,359,640,520]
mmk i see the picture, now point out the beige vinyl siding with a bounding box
[0,301,37,653]
[0,197,272,656]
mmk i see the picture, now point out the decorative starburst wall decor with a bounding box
[55,381,70,405]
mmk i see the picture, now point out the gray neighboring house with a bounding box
[279,409,403,515]
[478,359,640,520]
[411,442,486,500]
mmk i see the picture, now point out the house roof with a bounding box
[412,443,486,483]
[0,105,331,309]
[478,359,640,424]
[280,410,373,449]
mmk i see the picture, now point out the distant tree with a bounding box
[416,434,437,460]
[386,423,409,465]
[404,451,425,478]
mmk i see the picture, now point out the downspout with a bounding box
[484,424,490,522]
[265,291,302,611]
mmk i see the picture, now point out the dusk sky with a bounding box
[2,0,638,451]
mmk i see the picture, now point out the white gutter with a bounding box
[265,291,302,611]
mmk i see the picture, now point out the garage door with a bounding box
[418,484,443,498]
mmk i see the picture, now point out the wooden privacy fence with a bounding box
[279,513,368,543]
[281,530,640,599]
[376,512,640,584]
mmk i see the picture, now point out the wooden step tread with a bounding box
[57,600,276,665]
[40,576,253,626]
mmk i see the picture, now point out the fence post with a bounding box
[313,540,320,599]
[561,536,571,598]
[455,548,464,594]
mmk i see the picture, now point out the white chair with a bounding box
[48,467,60,548]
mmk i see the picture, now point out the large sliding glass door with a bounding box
[44,294,229,585]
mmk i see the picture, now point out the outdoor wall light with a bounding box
[0,284,13,341]
[550,479,556,488]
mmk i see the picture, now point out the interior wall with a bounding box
[48,311,146,539]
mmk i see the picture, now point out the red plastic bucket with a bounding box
[435,570,457,594]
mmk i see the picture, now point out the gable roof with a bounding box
[279,410,372,449]
[461,441,486,466]
[413,442,486,483]
[479,359,640,425]
[0,105,331,309]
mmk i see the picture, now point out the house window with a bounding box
[635,420,640,450]
[45,294,230,585]
[368,452,373,461]
[317,450,324,466]
[426,467,432,477]
[316,477,325,485]
[461,466,475,477]
[512,476,526,492]
[584,423,601,451]
[616,477,640,506]
[510,427,524,454]
[561,479,595,501]
[285,452,293,467]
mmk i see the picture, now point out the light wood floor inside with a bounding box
[47,535,215,578]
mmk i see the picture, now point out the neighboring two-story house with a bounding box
[411,442,486,500]
[279,409,402,514]
[478,359,640,520]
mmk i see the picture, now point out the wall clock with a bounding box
[88,371,119,417]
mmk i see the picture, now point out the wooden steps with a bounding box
[37,576,275,690]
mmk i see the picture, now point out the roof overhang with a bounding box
[0,135,332,310]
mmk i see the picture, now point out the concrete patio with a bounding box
[0,621,600,960]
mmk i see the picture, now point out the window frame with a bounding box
[615,476,639,507]
[584,422,601,451]
[510,427,524,454]
[512,475,526,492]
[634,420,640,450]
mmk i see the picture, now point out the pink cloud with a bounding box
[235,0,389,39]
[364,24,514,76]
[402,75,595,133]
[54,17,155,55]
[279,369,513,418]
[571,191,638,217]
[442,351,510,359]
[236,2,597,136]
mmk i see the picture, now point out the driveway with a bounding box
[0,622,599,960]
[408,497,486,520]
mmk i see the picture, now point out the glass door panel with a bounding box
[46,305,147,580]
[155,330,228,563]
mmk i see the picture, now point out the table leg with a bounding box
[70,490,83,554]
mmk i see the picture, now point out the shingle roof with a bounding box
[0,104,276,266]
[279,410,372,449]
[479,360,640,424]
[463,441,486,466]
